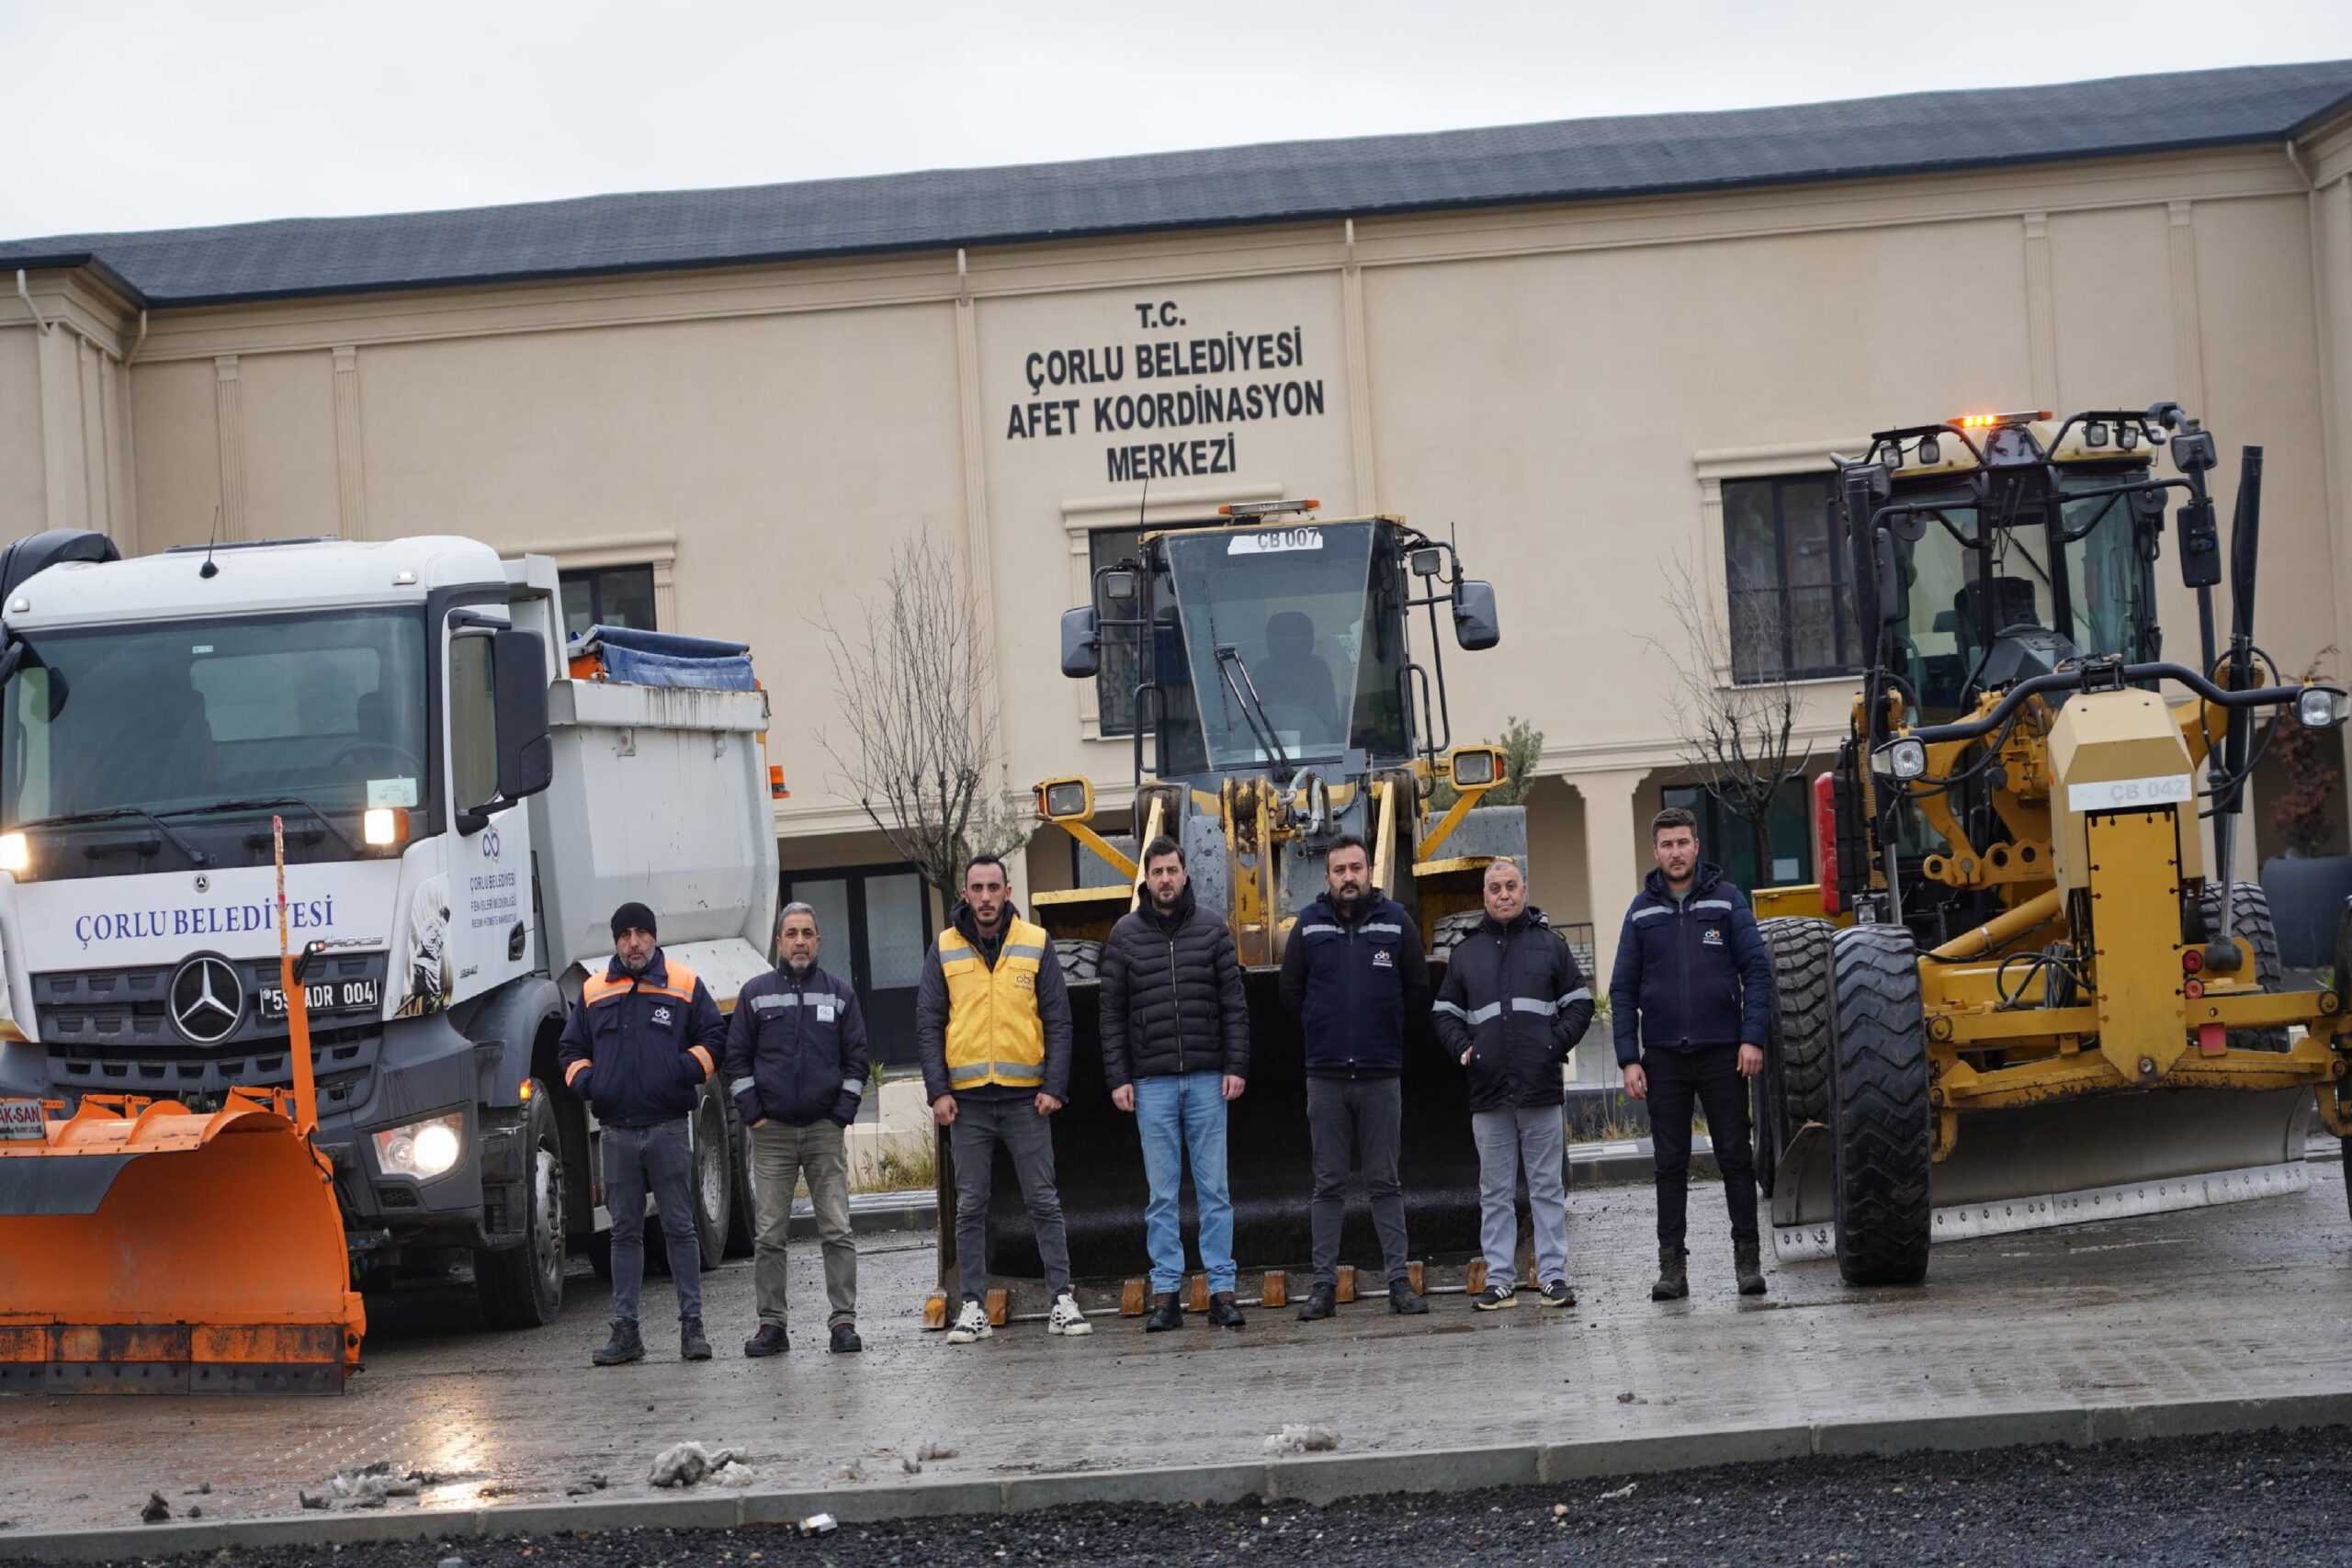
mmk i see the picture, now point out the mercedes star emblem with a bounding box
[193,873,209,893]
[169,955,244,1045]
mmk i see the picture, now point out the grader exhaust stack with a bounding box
[0,818,364,1392]
[1756,406,2352,1282]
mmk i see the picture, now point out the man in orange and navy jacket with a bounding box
[559,900,727,1368]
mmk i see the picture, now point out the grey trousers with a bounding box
[751,1120,856,1328]
[1307,1074,1410,1288]
[601,1118,702,1324]
[949,1094,1072,1302]
[1471,1105,1570,1287]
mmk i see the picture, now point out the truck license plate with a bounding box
[0,1099,48,1142]
[259,978,380,1020]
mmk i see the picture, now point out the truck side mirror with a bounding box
[1060,605,1101,679]
[492,628,554,802]
[1453,581,1500,650]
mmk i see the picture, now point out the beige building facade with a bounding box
[6,65,2352,1055]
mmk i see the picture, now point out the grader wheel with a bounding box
[2197,881,2288,1052]
[1760,918,1836,1125]
[1828,924,1933,1286]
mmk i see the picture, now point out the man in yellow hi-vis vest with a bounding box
[917,854,1091,1344]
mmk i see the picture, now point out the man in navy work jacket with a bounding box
[1432,856,1593,1311]
[1608,807,1774,1302]
[724,899,870,1359]
[1279,834,1432,1322]
[559,900,728,1366]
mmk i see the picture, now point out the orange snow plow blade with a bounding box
[0,1089,364,1393]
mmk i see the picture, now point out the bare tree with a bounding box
[810,533,1031,907]
[1647,549,1817,881]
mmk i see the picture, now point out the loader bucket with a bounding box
[0,1090,364,1393]
[1770,1087,2313,1264]
[971,964,1485,1282]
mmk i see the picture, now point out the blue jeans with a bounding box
[1135,1071,1235,1295]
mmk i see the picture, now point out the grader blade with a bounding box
[969,964,1485,1282]
[1770,1087,2313,1265]
[0,1090,365,1393]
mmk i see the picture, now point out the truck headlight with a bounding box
[1875,737,1929,781]
[2295,685,2348,730]
[374,1112,465,1179]
[0,832,25,874]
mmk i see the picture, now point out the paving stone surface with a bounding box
[4,1163,2348,1536]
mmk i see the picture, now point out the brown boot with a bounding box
[1735,1241,1768,1296]
[1651,1246,1689,1302]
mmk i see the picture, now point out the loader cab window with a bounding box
[1154,521,1410,778]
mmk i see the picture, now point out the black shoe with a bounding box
[681,1317,712,1361]
[829,1322,864,1354]
[743,1324,788,1358]
[1652,1246,1690,1302]
[1144,1292,1184,1332]
[1471,1282,1518,1311]
[1735,1241,1769,1297]
[1206,1292,1246,1329]
[1538,1279,1577,1309]
[592,1319,644,1366]
[1388,1280,1430,1315]
[1296,1284,1337,1322]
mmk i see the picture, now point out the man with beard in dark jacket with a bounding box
[1279,834,1433,1321]
[1432,857,1592,1310]
[1102,835,1250,1331]
[1609,807,1774,1301]
[724,900,869,1358]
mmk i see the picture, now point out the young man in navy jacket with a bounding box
[560,901,729,1365]
[724,900,870,1358]
[1608,808,1774,1301]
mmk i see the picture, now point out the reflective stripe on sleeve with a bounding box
[689,1044,715,1079]
[1430,999,1467,1020]
[842,1077,866,1097]
[729,1076,757,1097]
[1558,987,1592,1006]
[564,1058,593,1086]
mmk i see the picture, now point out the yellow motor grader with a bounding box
[969,501,1530,1293]
[1759,404,2352,1284]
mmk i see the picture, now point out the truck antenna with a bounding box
[198,506,221,580]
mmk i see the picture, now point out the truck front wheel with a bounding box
[475,1083,568,1328]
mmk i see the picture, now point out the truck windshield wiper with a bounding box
[17,806,213,867]
[1213,644,1295,783]
[159,795,360,855]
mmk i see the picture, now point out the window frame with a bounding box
[1691,439,1868,690]
[1720,471,1859,684]
[559,563,661,642]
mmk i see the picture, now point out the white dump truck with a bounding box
[0,530,776,1328]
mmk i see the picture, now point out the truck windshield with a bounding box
[1155,521,1410,775]
[2,609,430,827]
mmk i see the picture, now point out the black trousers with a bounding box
[1645,1043,1758,1248]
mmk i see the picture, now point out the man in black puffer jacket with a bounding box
[1432,858,1592,1312]
[1102,835,1250,1331]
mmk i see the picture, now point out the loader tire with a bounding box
[475,1083,567,1329]
[1430,909,1485,960]
[1827,924,1933,1287]
[1054,938,1102,984]
[1760,917,1836,1127]
[2199,880,2289,1051]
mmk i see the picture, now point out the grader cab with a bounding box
[971,502,1529,1294]
[1761,404,2352,1284]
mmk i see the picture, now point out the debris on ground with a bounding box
[187,1506,203,1519]
[563,1473,611,1498]
[139,1493,170,1525]
[1598,1482,1638,1502]
[649,1443,740,1488]
[298,1493,327,1511]
[833,1459,867,1484]
[437,1556,468,1568]
[710,1461,759,1489]
[914,1442,958,1462]
[181,1483,211,1497]
[1553,1503,1569,1517]
[327,1461,423,1505]
[1263,1425,1340,1456]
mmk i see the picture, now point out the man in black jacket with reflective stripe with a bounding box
[723,900,869,1358]
[1102,835,1250,1331]
[1608,807,1774,1300]
[1431,857,1592,1310]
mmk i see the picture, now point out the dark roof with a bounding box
[8,61,2350,309]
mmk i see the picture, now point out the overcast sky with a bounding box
[6,0,2351,240]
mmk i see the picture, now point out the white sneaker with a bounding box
[1047,1291,1092,1336]
[945,1298,991,1344]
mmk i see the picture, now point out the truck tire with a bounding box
[688,1086,729,1270]
[1054,938,1102,983]
[1760,918,1837,1127]
[723,1096,757,1258]
[2198,880,2289,1051]
[1827,924,1933,1287]
[474,1083,567,1329]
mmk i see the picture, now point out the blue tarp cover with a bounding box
[571,625,757,692]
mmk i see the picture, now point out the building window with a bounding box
[1089,527,1142,736]
[1661,779,1814,892]
[560,564,659,642]
[1721,473,1858,682]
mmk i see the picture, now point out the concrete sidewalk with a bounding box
[5,1160,2350,1555]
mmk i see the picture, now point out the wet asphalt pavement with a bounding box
[76,1423,2352,1566]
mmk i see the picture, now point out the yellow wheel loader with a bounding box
[947,502,1532,1306]
[1761,404,2352,1284]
